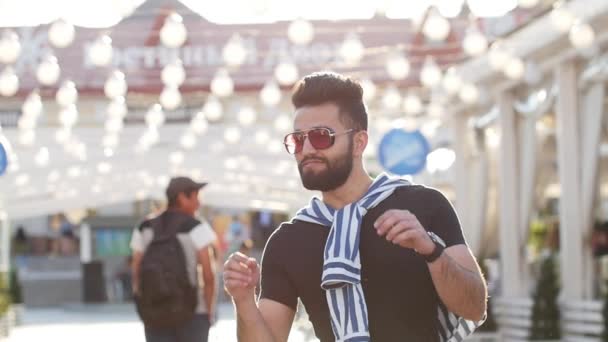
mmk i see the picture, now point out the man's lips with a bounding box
[301,159,325,168]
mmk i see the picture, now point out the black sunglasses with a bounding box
[283,127,356,154]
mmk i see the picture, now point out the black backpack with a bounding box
[135,212,199,329]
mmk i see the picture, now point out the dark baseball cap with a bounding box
[165,176,208,200]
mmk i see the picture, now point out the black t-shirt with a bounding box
[260,185,466,342]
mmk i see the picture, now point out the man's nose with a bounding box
[300,135,317,154]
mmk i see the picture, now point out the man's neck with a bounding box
[167,207,194,217]
[321,166,373,210]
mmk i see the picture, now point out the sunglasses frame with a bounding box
[283,127,356,154]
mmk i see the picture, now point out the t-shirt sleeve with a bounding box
[190,221,217,250]
[259,227,298,310]
[424,188,466,248]
[130,228,144,253]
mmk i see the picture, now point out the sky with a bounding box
[0,0,518,27]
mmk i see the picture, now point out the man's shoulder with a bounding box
[265,219,313,244]
[137,217,155,232]
[392,184,447,203]
[137,211,202,233]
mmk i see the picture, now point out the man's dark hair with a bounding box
[291,72,368,131]
[167,189,197,208]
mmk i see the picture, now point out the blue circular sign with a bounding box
[0,142,7,176]
[377,129,430,175]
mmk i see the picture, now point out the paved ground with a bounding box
[8,302,319,342]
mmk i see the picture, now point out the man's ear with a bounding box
[353,130,368,158]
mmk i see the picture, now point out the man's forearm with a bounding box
[203,280,216,317]
[428,253,487,321]
[236,297,277,342]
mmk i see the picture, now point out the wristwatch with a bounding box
[420,231,446,263]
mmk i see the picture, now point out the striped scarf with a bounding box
[294,173,482,342]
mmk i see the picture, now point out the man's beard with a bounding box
[298,139,354,192]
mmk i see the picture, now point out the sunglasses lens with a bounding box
[284,133,302,154]
[308,128,333,149]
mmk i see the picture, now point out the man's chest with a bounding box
[287,215,432,299]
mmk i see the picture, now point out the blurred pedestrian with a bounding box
[131,176,217,342]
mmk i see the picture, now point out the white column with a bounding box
[555,61,584,300]
[517,116,538,247]
[580,83,605,298]
[80,223,92,263]
[468,129,489,256]
[0,208,9,276]
[452,115,474,250]
[497,92,524,296]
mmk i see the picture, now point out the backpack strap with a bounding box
[148,211,201,242]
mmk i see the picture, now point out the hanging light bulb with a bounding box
[190,114,208,135]
[104,70,127,98]
[518,0,539,8]
[97,161,112,174]
[260,80,281,107]
[210,68,234,97]
[160,86,182,110]
[222,34,247,68]
[180,132,197,149]
[102,134,119,148]
[488,41,509,71]
[56,80,78,107]
[420,57,442,88]
[403,93,422,115]
[360,78,377,102]
[386,53,410,80]
[423,7,451,41]
[503,56,525,80]
[287,18,314,45]
[274,61,299,86]
[274,114,291,132]
[19,130,35,146]
[161,59,186,86]
[139,127,160,147]
[569,21,595,50]
[459,83,479,104]
[48,19,75,48]
[145,104,165,128]
[382,86,402,110]
[55,127,71,143]
[436,0,463,17]
[442,67,461,95]
[22,91,42,118]
[160,12,187,48]
[203,96,223,121]
[36,55,60,86]
[463,22,488,57]
[0,30,21,64]
[59,104,78,127]
[89,35,113,67]
[339,33,364,66]
[550,1,575,33]
[0,66,19,97]
[105,118,124,133]
[18,115,36,131]
[427,102,444,117]
[169,151,185,165]
[255,130,270,145]
[224,126,242,144]
[237,106,257,126]
[107,96,127,119]
[34,147,50,167]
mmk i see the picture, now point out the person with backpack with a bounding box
[130,176,217,342]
